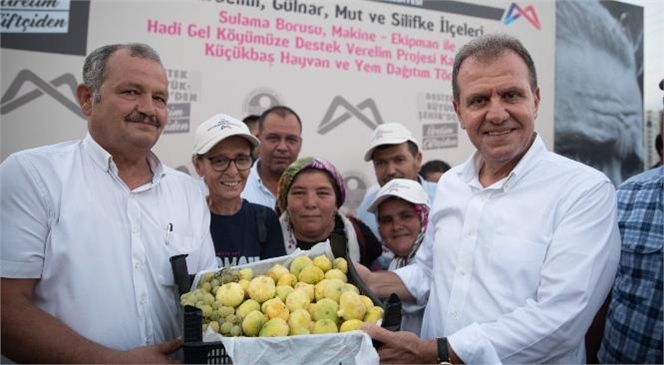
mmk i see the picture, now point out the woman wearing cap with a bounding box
[277,157,382,267]
[367,178,431,333]
[193,113,286,267]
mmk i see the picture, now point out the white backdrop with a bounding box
[1,0,556,212]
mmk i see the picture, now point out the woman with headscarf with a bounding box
[277,157,382,267]
[367,178,431,333]
[367,178,431,271]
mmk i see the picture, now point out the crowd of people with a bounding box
[1,33,662,364]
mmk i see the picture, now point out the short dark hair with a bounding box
[452,34,537,103]
[242,114,260,126]
[420,159,451,176]
[83,43,162,102]
[258,105,302,134]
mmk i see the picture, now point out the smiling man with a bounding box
[1,43,216,363]
[242,105,303,210]
[356,122,437,270]
[356,34,621,364]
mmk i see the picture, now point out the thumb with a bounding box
[159,337,183,355]
[362,322,394,343]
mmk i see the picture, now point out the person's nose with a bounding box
[385,161,399,176]
[275,137,289,151]
[303,192,317,208]
[485,97,509,124]
[136,94,157,117]
[224,160,239,174]
[392,217,407,230]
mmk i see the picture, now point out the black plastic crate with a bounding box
[171,233,402,364]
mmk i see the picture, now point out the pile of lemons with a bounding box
[180,254,384,337]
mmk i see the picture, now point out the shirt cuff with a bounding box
[448,323,501,365]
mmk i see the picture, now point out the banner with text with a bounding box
[1,0,555,213]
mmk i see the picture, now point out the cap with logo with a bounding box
[192,113,260,155]
[367,178,431,213]
[364,123,419,162]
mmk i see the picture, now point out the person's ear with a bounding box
[192,156,205,177]
[533,87,541,119]
[453,100,465,130]
[76,84,94,116]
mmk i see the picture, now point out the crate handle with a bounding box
[170,254,191,296]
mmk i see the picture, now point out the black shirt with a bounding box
[210,199,286,267]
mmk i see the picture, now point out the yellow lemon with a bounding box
[215,282,245,308]
[259,318,290,337]
[289,255,313,277]
[340,319,364,332]
[311,318,338,334]
[312,255,333,273]
[247,275,276,303]
[241,310,266,337]
[333,257,348,274]
[298,265,324,285]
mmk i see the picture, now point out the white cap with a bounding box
[192,113,260,155]
[364,123,419,161]
[367,178,430,213]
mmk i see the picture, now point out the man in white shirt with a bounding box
[357,34,621,364]
[241,105,303,210]
[356,122,437,269]
[0,43,216,363]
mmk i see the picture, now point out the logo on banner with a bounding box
[1,0,71,33]
[318,96,384,134]
[1,0,90,56]
[243,88,283,116]
[503,3,541,30]
[421,123,458,150]
[164,69,200,134]
[1,69,84,118]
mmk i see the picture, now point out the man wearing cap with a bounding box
[356,122,437,269]
[192,114,286,267]
[241,106,303,210]
[367,178,431,334]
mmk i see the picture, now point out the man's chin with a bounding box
[271,162,292,174]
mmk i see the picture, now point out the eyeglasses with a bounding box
[206,154,253,172]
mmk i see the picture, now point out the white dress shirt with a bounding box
[0,135,217,351]
[241,159,277,210]
[396,135,621,364]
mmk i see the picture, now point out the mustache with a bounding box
[124,112,160,127]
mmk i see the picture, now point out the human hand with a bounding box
[115,338,182,364]
[353,261,372,284]
[362,323,434,364]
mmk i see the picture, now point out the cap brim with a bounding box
[367,194,391,213]
[194,132,259,155]
[364,137,413,161]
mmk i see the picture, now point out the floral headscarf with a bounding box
[276,157,345,214]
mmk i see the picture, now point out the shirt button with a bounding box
[451,309,459,317]
[135,261,142,269]
[132,226,139,234]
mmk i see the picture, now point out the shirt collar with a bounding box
[251,158,262,183]
[83,134,165,182]
[458,133,547,191]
